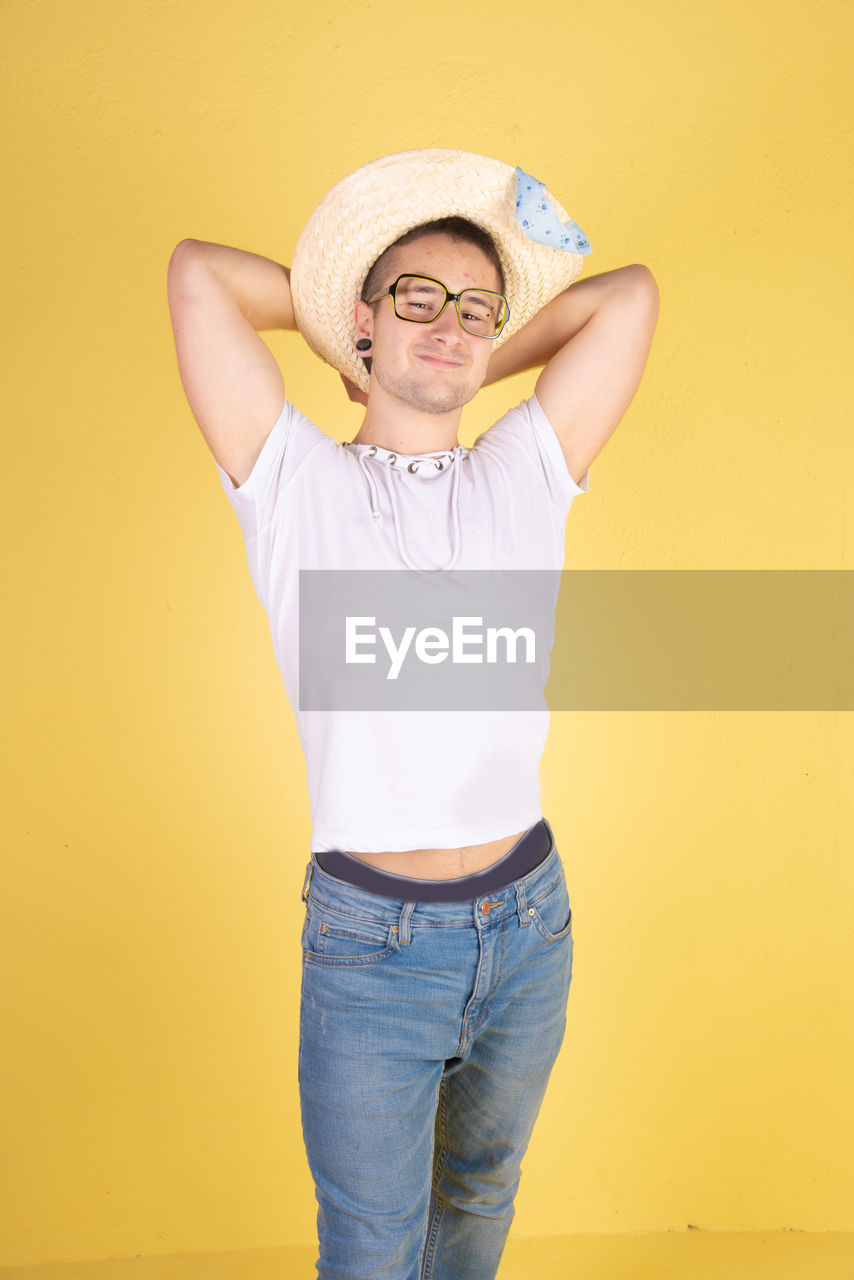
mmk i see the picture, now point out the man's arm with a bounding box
[484,265,659,486]
[167,239,295,487]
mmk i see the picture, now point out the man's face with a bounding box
[355,234,503,416]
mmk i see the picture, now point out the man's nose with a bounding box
[429,301,464,339]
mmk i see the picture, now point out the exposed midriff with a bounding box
[345,829,528,881]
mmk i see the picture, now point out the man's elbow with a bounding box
[629,264,659,304]
[624,265,660,332]
[168,239,206,279]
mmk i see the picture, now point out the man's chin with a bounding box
[374,367,480,415]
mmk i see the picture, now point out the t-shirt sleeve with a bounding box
[472,392,589,515]
[214,398,331,542]
[528,392,590,504]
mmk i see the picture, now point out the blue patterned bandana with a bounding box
[515,167,592,254]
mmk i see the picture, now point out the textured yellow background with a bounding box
[2,0,852,1267]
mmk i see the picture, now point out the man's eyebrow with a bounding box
[464,290,499,308]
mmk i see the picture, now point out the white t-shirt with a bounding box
[215,392,588,852]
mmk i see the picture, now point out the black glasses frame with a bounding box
[366,274,510,338]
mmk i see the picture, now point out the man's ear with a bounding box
[353,299,374,374]
[354,299,373,346]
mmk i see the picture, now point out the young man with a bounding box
[167,150,658,1279]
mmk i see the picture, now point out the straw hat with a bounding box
[290,148,592,393]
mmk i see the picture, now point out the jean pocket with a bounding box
[302,898,399,966]
[527,874,573,943]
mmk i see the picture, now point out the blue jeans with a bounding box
[297,818,573,1279]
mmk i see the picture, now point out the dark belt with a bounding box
[312,818,553,903]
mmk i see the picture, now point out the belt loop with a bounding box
[515,877,530,925]
[301,861,313,904]
[398,900,415,945]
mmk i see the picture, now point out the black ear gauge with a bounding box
[355,338,372,352]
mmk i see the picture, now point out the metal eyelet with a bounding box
[435,460,444,470]
[367,445,377,456]
[388,453,397,464]
[407,461,420,473]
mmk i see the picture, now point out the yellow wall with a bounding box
[2,0,851,1266]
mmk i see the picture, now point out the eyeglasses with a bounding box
[366,274,509,338]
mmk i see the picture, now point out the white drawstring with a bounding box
[350,444,466,571]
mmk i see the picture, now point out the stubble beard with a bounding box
[371,354,478,416]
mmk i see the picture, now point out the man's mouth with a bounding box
[416,352,465,369]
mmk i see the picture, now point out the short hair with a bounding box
[360,217,506,304]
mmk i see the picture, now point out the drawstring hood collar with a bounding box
[343,440,467,571]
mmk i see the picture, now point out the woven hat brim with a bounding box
[291,150,586,394]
